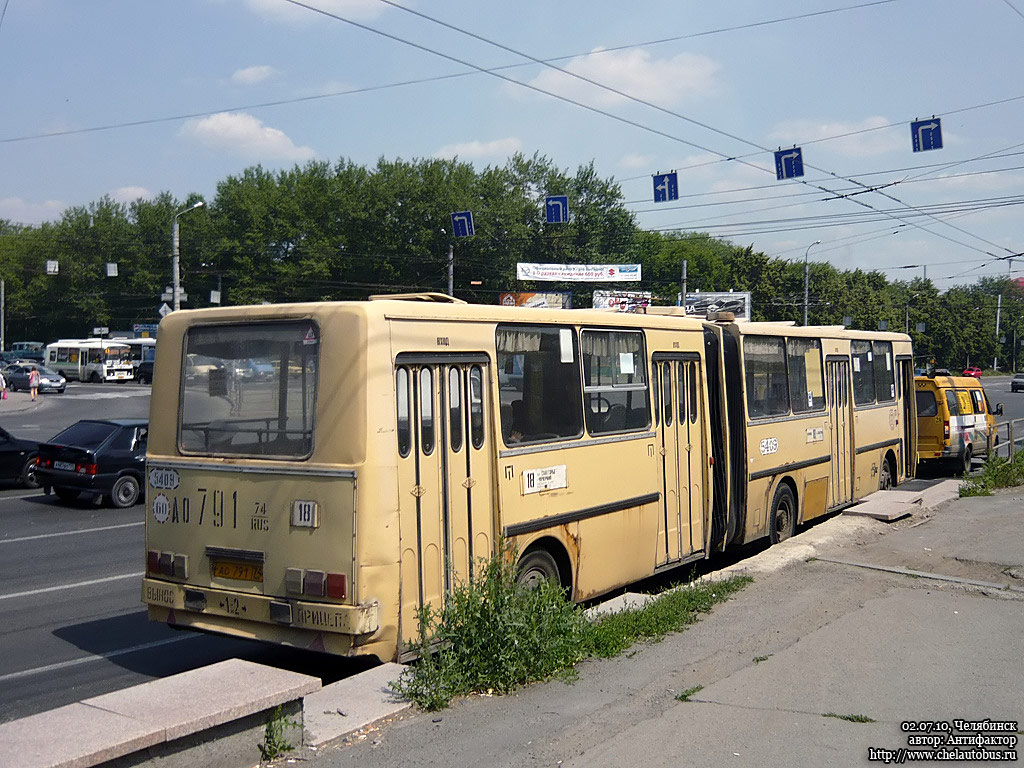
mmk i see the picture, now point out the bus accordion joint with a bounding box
[707,310,735,322]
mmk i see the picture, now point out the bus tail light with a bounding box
[147,550,187,578]
[285,567,346,600]
[326,573,347,600]
[147,550,160,574]
[943,420,950,440]
[304,570,326,597]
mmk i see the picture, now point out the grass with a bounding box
[753,654,771,664]
[257,706,296,763]
[823,712,876,723]
[390,542,751,711]
[959,449,1024,497]
[675,685,703,702]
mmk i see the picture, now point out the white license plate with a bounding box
[54,460,75,471]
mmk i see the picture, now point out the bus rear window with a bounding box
[179,321,319,458]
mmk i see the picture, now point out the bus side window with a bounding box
[419,368,434,455]
[469,366,484,449]
[448,367,463,452]
[396,368,411,458]
[945,390,960,416]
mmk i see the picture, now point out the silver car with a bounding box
[6,365,66,394]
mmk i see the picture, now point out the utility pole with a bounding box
[172,201,204,311]
[1,279,4,352]
[994,293,1002,371]
[803,240,820,326]
[678,259,687,307]
[447,244,454,297]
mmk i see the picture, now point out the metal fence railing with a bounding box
[987,417,1024,460]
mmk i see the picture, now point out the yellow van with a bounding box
[914,375,1003,474]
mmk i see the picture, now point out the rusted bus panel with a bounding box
[801,476,829,522]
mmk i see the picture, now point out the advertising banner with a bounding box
[592,290,652,312]
[683,291,752,320]
[517,263,642,282]
[499,291,573,309]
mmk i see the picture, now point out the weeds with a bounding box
[960,449,1024,496]
[390,542,750,711]
[258,706,296,763]
[823,712,875,723]
[753,655,771,664]
[675,685,703,702]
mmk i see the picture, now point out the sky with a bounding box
[1,0,1023,290]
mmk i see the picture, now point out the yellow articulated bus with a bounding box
[142,295,915,661]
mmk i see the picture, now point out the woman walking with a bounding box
[29,366,40,402]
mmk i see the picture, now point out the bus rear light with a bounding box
[285,568,304,596]
[173,554,188,579]
[158,552,174,577]
[147,550,161,574]
[943,420,950,439]
[305,570,326,597]
[326,573,347,600]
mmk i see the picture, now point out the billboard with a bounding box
[683,291,751,320]
[516,263,642,282]
[499,291,573,309]
[592,290,652,312]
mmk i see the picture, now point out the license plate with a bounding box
[212,560,263,582]
[54,460,75,471]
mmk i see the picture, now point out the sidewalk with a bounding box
[306,489,1024,768]
[0,388,48,415]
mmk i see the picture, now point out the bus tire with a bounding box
[878,457,893,491]
[516,549,561,590]
[110,475,141,508]
[769,483,796,545]
[956,446,972,476]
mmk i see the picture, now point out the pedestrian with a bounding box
[0,371,6,402]
[29,366,40,402]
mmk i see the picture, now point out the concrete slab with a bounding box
[0,702,162,768]
[585,592,652,620]
[842,501,911,521]
[83,658,320,742]
[916,479,962,510]
[303,663,409,747]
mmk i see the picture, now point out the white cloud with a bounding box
[434,137,523,160]
[521,48,719,108]
[111,186,152,204]
[618,153,654,170]
[769,116,902,158]
[180,112,316,162]
[0,197,65,226]
[240,0,383,24]
[231,65,277,86]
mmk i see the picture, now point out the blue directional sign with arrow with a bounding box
[545,195,569,223]
[450,211,475,238]
[652,172,679,202]
[774,147,804,180]
[911,117,942,152]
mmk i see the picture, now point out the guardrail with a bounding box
[987,417,1024,459]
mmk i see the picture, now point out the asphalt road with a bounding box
[0,377,1019,724]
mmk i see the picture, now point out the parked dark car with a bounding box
[6,364,66,393]
[36,419,147,507]
[136,360,154,385]
[0,426,40,487]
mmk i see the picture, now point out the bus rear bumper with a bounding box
[143,577,380,653]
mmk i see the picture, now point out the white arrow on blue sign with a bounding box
[652,172,679,202]
[451,211,475,238]
[545,195,569,223]
[911,117,942,152]
[774,147,804,180]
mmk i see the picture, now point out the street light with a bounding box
[803,239,821,326]
[172,201,204,311]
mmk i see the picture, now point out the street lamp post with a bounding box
[172,201,204,311]
[803,239,821,326]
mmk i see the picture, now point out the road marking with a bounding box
[57,391,150,399]
[0,635,195,683]
[0,521,144,545]
[0,572,144,601]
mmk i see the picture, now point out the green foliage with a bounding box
[959,450,1024,497]
[823,712,876,723]
[390,545,751,711]
[258,705,296,763]
[675,685,704,702]
[390,542,591,711]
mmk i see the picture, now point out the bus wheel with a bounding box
[956,447,972,477]
[878,459,893,491]
[516,549,561,590]
[769,484,796,545]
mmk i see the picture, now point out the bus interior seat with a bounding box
[604,403,627,431]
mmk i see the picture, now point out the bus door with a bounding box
[395,355,494,645]
[898,358,917,477]
[652,356,704,566]
[826,357,854,507]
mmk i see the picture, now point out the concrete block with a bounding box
[586,592,652,620]
[0,702,162,768]
[303,662,409,747]
[83,658,320,741]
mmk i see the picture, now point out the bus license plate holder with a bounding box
[211,560,263,582]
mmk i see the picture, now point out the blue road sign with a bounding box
[450,211,475,238]
[545,195,569,223]
[911,117,942,152]
[774,147,804,180]
[652,172,679,202]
